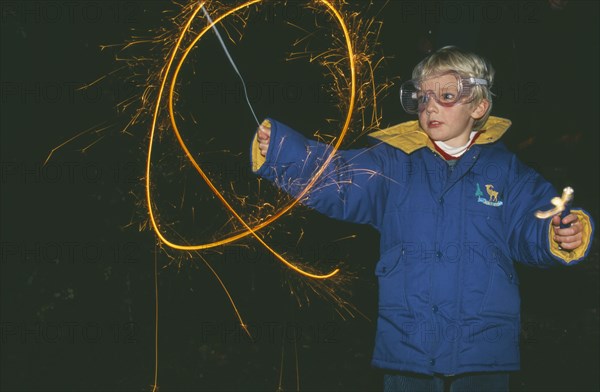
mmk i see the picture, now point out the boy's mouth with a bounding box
[428,121,443,128]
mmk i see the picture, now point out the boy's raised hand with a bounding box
[552,213,583,250]
[257,122,271,157]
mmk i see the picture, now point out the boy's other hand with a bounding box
[257,122,271,157]
[552,213,583,250]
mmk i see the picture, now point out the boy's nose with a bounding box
[423,95,439,113]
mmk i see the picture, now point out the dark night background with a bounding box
[1,1,598,391]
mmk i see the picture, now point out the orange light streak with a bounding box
[145,0,357,279]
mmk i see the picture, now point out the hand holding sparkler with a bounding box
[535,187,584,251]
[257,120,271,157]
[550,212,583,250]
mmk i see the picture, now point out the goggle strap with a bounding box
[466,77,488,86]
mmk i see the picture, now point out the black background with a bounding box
[1,1,598,391]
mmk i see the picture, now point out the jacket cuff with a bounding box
[251,119,271,173]
[548,209,595,264]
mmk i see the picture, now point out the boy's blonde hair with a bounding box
[412,46,494,131]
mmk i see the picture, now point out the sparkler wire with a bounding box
[200,5,261,126]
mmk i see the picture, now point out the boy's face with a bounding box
[417,73,489,147]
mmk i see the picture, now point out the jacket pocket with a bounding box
[480,261,520,317]
[375,244,410,312]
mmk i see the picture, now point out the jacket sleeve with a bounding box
[250,118,390,228]
[504,157,594,267]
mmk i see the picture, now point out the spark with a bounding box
[80,135,106,154]
[76,65,128,91]
[44,123,112,166]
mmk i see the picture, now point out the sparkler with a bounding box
[145,0,360,279]
[200,4,261,126]
[46,2,389,388]
[535,186,574,223]
[46,0,387,283]
[140,2,382,389]
[96,0,389,325]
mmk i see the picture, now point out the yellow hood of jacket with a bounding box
[368,116,512,154]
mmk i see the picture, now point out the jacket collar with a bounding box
[368,116,512,154]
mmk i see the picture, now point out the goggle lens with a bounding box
[400,72,487,114]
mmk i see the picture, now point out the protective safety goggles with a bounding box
[400,71,488,114]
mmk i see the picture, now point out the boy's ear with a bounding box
[471,99,490,120]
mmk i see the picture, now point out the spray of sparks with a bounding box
[150,1,343,279]
[114,0,389,317]
[51,0,392,388]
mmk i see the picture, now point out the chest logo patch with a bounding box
[475,183,503,207]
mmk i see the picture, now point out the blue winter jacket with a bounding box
[250,116,594,375]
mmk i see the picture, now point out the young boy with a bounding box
[250,46,594,391]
